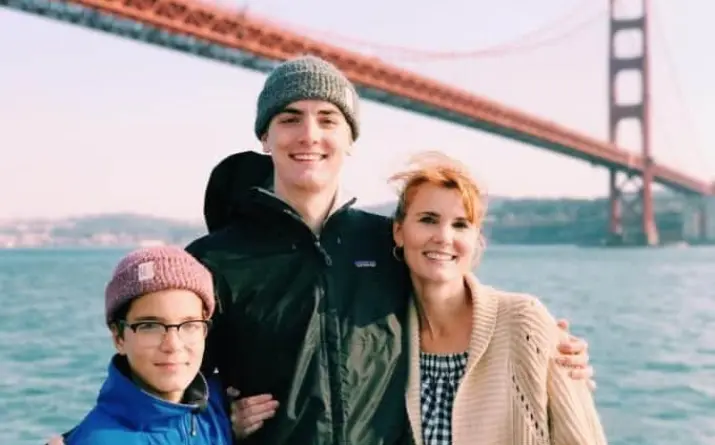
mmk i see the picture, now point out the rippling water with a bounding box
[1,246,713,444]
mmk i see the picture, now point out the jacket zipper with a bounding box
[255,189,352,444]
[181,413,197,444]
[315,223,346,445]
[316,278,334,444]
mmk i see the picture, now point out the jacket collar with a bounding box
[259,181,356,214]
[96,355,209,430]
[245,183,358,230]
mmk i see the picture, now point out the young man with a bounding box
[63,246,232,445]
[186,56,594,444]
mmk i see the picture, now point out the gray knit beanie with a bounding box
[254,55,360,140]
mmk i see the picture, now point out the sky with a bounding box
[1,0,713,222]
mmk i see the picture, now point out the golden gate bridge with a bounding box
[2,0,713,245]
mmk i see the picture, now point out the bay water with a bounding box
[1,245,713,444]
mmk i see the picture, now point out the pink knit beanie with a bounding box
[104,245,215,325]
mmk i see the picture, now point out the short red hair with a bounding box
[388,151,487,225]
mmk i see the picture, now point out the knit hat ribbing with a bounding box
[254,55,360,140]
[104,245,215,325]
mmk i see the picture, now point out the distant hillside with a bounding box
[362,193,686,245]
[0,193,688,248]
[0,213,204,248]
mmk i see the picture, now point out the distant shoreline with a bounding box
[0,193,692,248]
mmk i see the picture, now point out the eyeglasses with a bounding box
[120,319,212,347]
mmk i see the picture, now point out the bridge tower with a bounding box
[607,0,659,246]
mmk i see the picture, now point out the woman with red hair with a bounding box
[391,151,607,445]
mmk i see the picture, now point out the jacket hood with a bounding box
[203,151,274,233]
[96,355,209,430]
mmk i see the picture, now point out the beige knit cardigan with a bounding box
[405,274,609,445]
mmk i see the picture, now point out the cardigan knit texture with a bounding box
[405,274,609,445]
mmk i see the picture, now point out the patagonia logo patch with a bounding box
[354,260,376,268]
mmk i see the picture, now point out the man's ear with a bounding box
[261,135,271,154]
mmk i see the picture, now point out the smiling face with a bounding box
[391,153,486,287]
[393,183,481,285]
[261,99,353,196]
[112,289,208,403]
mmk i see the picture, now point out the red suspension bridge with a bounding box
[2,0,713,245]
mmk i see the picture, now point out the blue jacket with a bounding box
[66,355,232,445]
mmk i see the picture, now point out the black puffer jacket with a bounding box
[186,151,411,445]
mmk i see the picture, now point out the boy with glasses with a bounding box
[63,245,232,445]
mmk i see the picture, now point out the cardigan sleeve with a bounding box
[512,295,609,445]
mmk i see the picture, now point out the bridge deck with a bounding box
[2,0,710,195]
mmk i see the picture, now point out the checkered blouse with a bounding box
[419,351,469,445]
